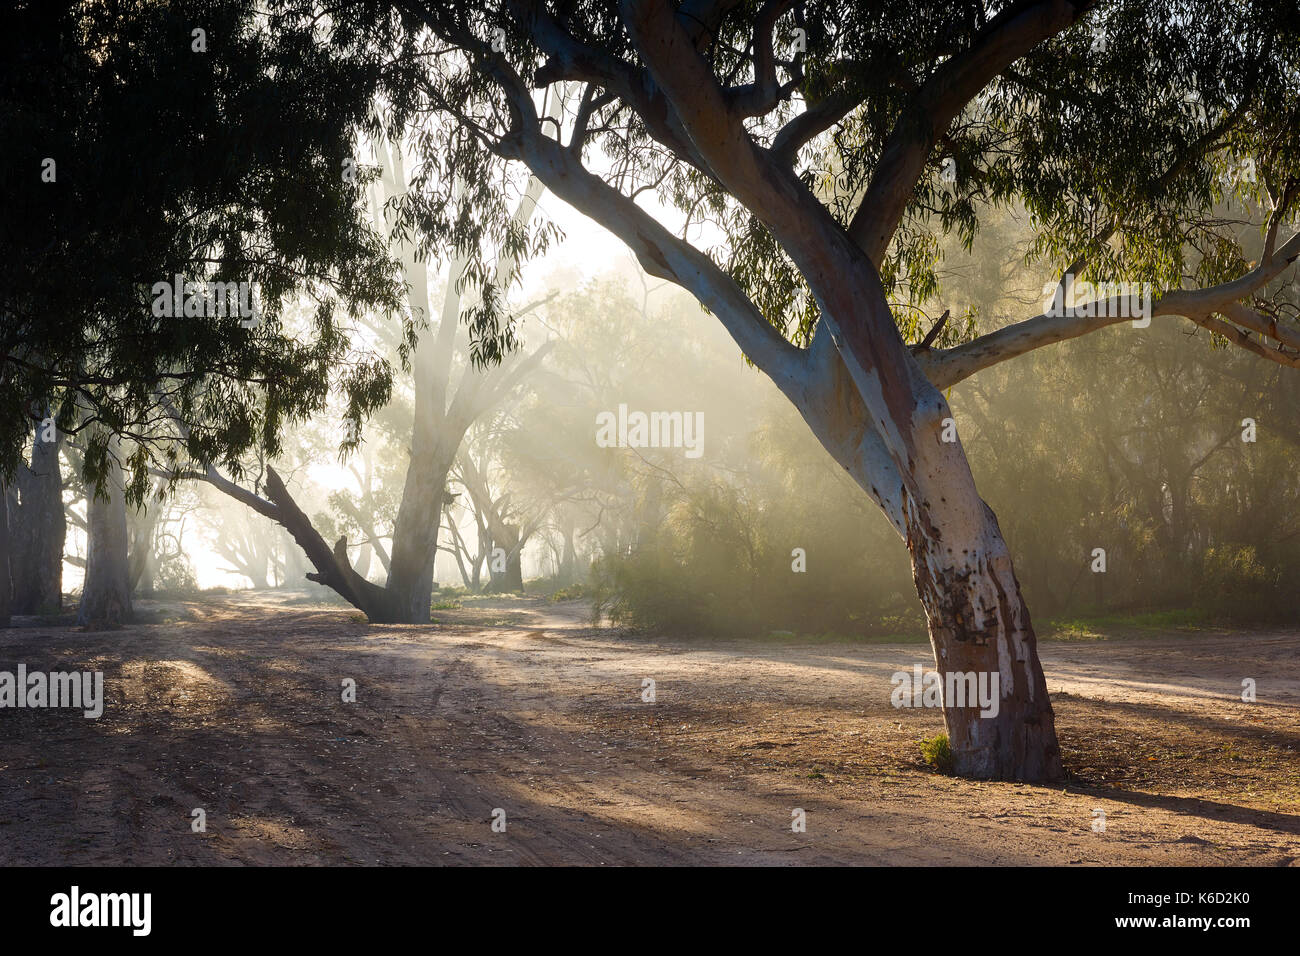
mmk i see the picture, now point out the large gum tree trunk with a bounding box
[77,455,132,629]
[904,473,1062,780]
[503,49,1062,780]
[797,314,1063,782]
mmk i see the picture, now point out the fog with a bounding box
[40,202,1296,638]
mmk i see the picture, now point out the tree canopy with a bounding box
[355,0,1299,379]
[0,0,424,499]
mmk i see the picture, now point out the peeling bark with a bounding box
[904,497,1062,781]
[792,319,1062,781]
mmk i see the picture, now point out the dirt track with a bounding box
[1,593,1297,865]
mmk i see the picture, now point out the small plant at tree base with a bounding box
[921,735,955,774]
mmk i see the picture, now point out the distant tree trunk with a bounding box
[78,455,132,629]
[127,489,163,598]
[0,482,12,628]
[280,527,304,587]
[129,546,156,596]
[198,140,555,623]
[353,540,372,581]
[487,521,525,593]
[559,523,578,583]
[442,503,478,591]
[246,559,269,590]
[10,430,65,614]
[470,545,484,592]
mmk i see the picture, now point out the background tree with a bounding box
[0,0,421,625]
[193,120,560,621]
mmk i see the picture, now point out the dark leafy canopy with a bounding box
[0,0,428,500]
[360,0,1299,354]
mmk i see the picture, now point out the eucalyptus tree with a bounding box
[1,0,424,626]
[199,119,560,621]
[352,0,1300,779]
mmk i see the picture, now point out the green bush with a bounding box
[1194,546,1295,624]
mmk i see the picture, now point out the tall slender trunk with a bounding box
[10,430,65,614]
[0,482,12,627]
[560,523,578,583]
[78,455,132,629]
[127,494,161,597]
[385,442,456,622]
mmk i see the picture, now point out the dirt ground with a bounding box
[1,592,1297,866]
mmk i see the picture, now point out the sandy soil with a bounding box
[0,593,1297,866]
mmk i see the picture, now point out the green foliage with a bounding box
[1046,609,1209,639]
[0,0,425,499]
[587,436,921,640]
[1196,546,1295,623]
[366,1,1300,366]
[154,553,199,597]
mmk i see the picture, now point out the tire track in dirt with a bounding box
[2,595,1298,865]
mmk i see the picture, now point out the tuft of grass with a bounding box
[1046,619,1106,641]
[430,600,462,611]
[920,734,955,774]
[1045,607,1209,640]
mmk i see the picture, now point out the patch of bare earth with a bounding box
[0,593,1295,865]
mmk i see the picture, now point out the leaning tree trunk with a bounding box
[904,481,1062,781]
[10,430,65,614]
[78,456,132,629]
[794,313,1063,782]
[890,391,1061,779]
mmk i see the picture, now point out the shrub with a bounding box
[920,734,954,774]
